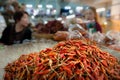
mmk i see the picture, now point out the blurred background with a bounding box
[0,0,119,33]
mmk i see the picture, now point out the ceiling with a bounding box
[0,0,112,8]
[64,0,112,8]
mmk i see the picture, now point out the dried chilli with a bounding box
[4,40,120,80]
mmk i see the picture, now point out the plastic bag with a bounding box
[106,30,120,44]
[67,30,82,40]
[91,32,105,44]
[104,30,120,51]
[67,24,89,40]
[108,44,120,51]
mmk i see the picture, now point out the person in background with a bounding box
[84,6,102,33]
[0,12,7,36]
[2,3,14,25]
[12,1,20,12]
[20,3,26,11]
[0,11,32,45]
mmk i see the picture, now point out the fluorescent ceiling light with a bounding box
[57,17,62,21]
[52,10,57,14]
[38,5,42,8]
[44,21,48,24]
[104,22,108,25]
[97,8,105,12]
[76,6,83,11]
[26,4,33,8]
[33,9,39,16]
[66,14,75,19]
[61,21,65,23]
[65,6,71,10]
[31,16,35,19]
[69,10,73,14]
[46,5,53,8]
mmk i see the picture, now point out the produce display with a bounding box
[35,23,46,33]
[4,40,120,80]
[53,24,89,41]
[91,31,120,51]
[35,20,67,34]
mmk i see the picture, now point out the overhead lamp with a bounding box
[97,8,106,12]
[46,5,53,8]
[52,10,57,15]
[57,17,62,21]
[76,6,83,11]
[31,15,35,19]
[65,6,71,10]
[104,22,108,25]
[26,4,33,8]
[66,14,75,19]
[44,21,48,24]
[33,9,39,16]
[38,5,43,8]
[69,10,73,14]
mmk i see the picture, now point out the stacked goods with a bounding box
[33,20,67,39]
[35,23,46,33]
[4,40,120,80]
[35,20,67,34]
[45,20,67,34]
[53,24,89,41]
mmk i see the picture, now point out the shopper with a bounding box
[0,13,7,36]
[20,3,26,11]
[12,1,20,12]
[84,6,102,33]
[0,11,32,45]
[2,3,14,25]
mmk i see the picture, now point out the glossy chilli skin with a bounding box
[4,40,120,80]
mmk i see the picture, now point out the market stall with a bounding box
[0,0,120,80]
